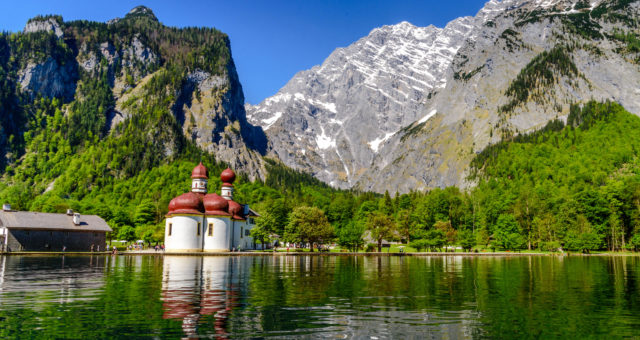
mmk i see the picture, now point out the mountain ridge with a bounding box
[249,0,640,193]
[246,15,476,188]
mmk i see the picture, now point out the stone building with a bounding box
[0,206,112,252]
[164,163,259,252]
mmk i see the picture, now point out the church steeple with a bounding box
[220,168,236,200]
[191,162,208,194]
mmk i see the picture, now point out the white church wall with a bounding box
[165,215,203,252]
[203,216,231,252]
[231,220,253,250]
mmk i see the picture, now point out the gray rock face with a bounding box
[24,17,63,38]
[247,19,475,188]
[250,0,640,193]
[18,58,77,100]
[79,41,120,74]
[123,36,157,69]
[173,64,268,181]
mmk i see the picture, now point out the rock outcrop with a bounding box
[173,64,268,180]
[18,58,77,101]
[24,17,64,38]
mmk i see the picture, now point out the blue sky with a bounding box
[0,0,489,104]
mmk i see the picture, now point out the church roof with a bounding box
[191,162,208,179]
[220,167,236,185]
[167,164,258,220]
[0,211,112,232]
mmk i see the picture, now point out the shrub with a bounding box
[409,239,429,252]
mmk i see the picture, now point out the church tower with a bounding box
[191,162,208,194]
[220,168,236,200]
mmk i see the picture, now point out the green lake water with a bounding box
[0,255,639,339]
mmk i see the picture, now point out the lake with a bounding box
[0,255,638,338]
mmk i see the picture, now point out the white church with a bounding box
[164,163,259,252]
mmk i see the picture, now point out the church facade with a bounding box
[164,163,259,252]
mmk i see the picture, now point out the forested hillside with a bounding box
[469,101,640,251]
[255,101,640,253]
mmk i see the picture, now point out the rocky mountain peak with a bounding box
[477,0,604,18]
[356,0,640,193]
[124,6,159,22]
[24,16,64,38]
[247,17,476,188]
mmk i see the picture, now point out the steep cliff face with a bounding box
[18,57,78,101]
[1,7,267,184]
[250,0,640,193]
[172,65,267,177]
[247,19,475,188]
[24,16,64,38]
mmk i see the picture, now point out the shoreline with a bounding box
[1,251,639,257]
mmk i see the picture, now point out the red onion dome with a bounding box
[168,197,177,213]
[169,192,204,215]
[191,162,208,179]
[203,193,230,216]
[220,167,236,185]
[228,200,245,220]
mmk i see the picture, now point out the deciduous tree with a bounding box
[285,206,333,252]
[366,212,396,252]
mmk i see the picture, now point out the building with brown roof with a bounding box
[0,205,112,252]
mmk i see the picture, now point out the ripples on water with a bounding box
[0,255,639,338]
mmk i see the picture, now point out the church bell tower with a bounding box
[191,162,208,194]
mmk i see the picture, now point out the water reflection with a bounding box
[262,256,480,338]
[158,255,481,338]
[0,255,106,307]
[0,255,639,338]
[161,256,247,338]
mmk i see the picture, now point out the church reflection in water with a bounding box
[161,256,245,338]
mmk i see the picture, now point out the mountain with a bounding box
[0,6,267,181]
[0,7,360,242]
[246,18,475,188]
[248,0,640,193]
[0,6,276,217]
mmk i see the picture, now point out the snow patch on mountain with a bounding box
[417,110,437,124]
[261,112,282,130]
[316,127,336,150]
[369,132,395,153]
